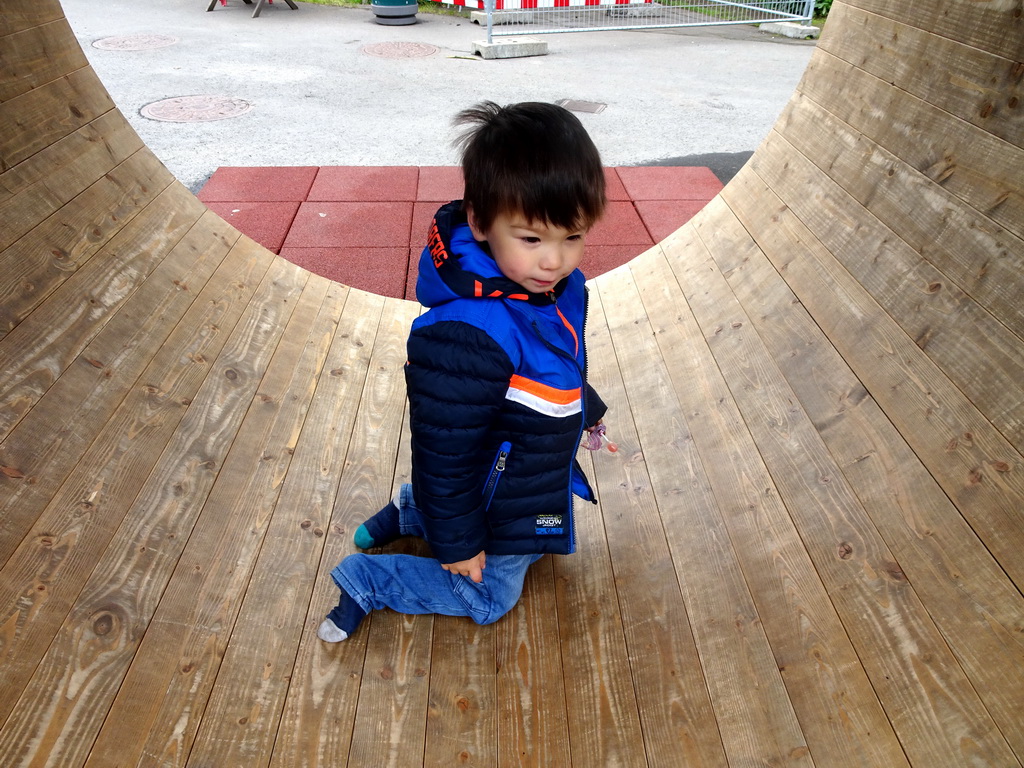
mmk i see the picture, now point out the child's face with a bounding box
[468,210,587,294]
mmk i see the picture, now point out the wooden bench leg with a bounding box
[206,0,219,11]
[252,0,265,16]
[284,0,299,8]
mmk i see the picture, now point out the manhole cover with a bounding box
[93,34,180,51]
[556,99,607,114]
[141,95,253,123]
[362,42,439,59]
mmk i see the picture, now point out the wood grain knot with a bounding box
[456,696,471,711]
[980,103,994,119]
[883,562,906,582]
[379,667,394,680]
[225,368,238,381]
[92,611,117,637]
[968,467,984,485]
[925,282,942,294]
[992,461,1011,472]
[837,542,853,560]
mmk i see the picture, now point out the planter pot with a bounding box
[372,0,418,25]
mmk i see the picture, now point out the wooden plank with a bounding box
[714,168,1024,760]
[347,407,434,768]
[725,159,1024,590]
[0,180,202,448]
[0,204,229,566]
[322,297,423,767]
[495,555,570,768]
[583,284,729,768]
[0,67,115,173]
[79,267,326,768]
[194,292,411,768]
[170,279,350,768]
[626,246,911,767]
[0,111,144,252]
[0,0,64,37]
[0,148,175,338]
[597,268,814,768]
[673,194,1019,766]
[262,290,384,768]
[772,91,1024,343]
[0,239,273,734]
[749,130,1024,454]
[837,0,1024,62]
[0,256,310,768]
[798,49,1024,240]
[423,619,497,768]
[550,448,646,768]
[0,18,88,104]
[821,3,1023,149]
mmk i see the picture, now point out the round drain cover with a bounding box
[93,34,180,51]
[141,95,253,123]
[362,42,438,59]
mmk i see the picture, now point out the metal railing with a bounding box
[464,0,814,42]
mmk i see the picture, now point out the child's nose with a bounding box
[539,245,564,271]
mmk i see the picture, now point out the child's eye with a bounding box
[567,234,583,241]
[521,236,541,244]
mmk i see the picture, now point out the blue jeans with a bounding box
[331,484,543,626]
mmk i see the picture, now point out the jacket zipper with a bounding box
[529,288,594,551]
[483,441,512,511]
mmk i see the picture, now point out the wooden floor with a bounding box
[2,1,1023,766]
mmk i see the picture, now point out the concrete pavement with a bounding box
[62,0,816,192]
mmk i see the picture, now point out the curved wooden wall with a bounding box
[1,1,1022,765]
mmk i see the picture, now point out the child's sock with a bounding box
[317,588,367,643]
[353,500,401,549]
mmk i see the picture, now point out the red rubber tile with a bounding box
[581,244,646,277]
[307,166,419,202]
[278,247,410,299]
[604,168,629,201]
[412,201,446,246]
[417,166,464,202]
[198,167,318,202]
[205,201,300,252]
[635,199,708,242]
[587,201,653,246]
[283,201,413,249]
[406,246,422,301]
[615,166,723,201]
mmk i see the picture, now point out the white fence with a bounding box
[435,0,815,41]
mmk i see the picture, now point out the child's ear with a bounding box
[466,205,487,242]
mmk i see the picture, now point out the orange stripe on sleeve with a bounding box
[508,374,581,405]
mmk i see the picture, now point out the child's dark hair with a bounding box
[454,101,606,234]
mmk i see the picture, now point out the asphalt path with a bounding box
[62,0,816,190]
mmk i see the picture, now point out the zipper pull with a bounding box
[496,450,508,471]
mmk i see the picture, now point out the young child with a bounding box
[318,101,608,643]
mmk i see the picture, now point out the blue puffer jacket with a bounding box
[406,201,607,563]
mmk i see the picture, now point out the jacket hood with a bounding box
[416,201,567,309]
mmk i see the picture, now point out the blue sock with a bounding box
[354,500,401,549]
[317,588,367,643]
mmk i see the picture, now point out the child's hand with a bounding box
[583,420,618,452]
[442,551,486,583]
